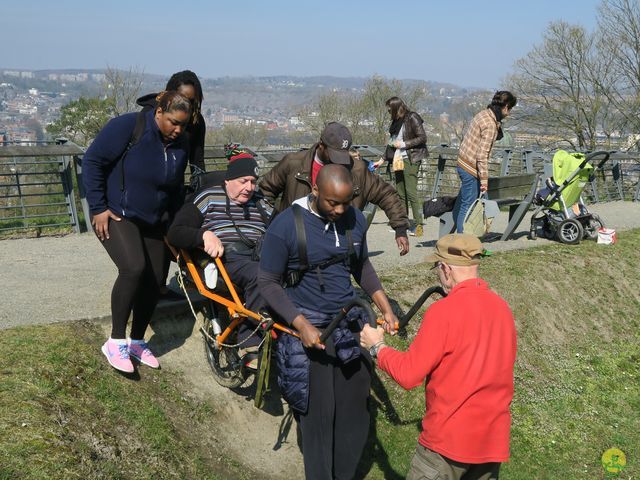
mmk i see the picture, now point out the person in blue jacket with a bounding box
[258,164,399,480]
[82,90,191,373]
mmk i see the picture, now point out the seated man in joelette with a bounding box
[167,147,272,365]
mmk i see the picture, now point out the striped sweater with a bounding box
[167,185,271,251]
[457,108,499,188]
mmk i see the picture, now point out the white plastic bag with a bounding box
[597,228,617,245]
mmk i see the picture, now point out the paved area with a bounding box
[1,201,638,330]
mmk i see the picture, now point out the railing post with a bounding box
[611,160,624,200]
[73,154,93,233]
[500,149,513,176]
[61,155,81,233]
[431,151,447,198]
[522,150,535,174]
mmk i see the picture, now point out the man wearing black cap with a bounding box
[167,148,271,364]
[259,122,411,255]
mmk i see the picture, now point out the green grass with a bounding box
[0,322,251,480]
[361,229,640,480]
[1,231,639,479]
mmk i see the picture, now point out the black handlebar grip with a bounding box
[319,297,376,344]
[398,286,447,329]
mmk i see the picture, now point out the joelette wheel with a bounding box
[202,312,248,389]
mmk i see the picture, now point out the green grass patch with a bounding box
[1,231,639,479]
[361,229,640,480]
[0,322,252,479]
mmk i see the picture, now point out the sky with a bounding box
[1,0,602,89]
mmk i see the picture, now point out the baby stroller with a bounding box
[529,150,610,244]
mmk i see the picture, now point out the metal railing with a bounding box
[1,141,638,236]
[0,141,85,234]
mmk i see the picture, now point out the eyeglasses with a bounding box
[430,262,442,271]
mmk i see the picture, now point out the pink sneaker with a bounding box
[101,339,134,373]
[128,340,160,369]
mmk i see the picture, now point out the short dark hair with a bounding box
[489,91,517,110]
[165,70,203,124]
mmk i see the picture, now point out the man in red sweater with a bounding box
[361,233,517,480]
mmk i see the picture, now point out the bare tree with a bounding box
[358,76,426,144]
[507,21,605,150]
[299,90,349,137]
[301,76,427,145]
[595,0,640,147]
[440,98,484,145]
[103,66,145,116]
[206,124,269,149]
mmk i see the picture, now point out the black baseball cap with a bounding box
[320,122,353,165]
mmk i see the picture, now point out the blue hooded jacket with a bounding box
[82,108,188,226]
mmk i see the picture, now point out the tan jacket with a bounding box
[259,144,410,235]
[457,108,499,188]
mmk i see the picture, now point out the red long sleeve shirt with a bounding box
[377,278,517,463]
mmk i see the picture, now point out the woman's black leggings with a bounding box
[99,217,166,340]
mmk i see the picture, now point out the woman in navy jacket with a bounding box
[82,91,191,373]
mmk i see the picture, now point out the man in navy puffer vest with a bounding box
[258,164,398,480]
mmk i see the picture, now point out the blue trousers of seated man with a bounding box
[224,252,267,348]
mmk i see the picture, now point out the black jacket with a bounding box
[137,93,206,173]
[385,112,429,164]
[400,111,428,164]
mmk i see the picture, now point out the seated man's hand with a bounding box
[360,324,385,349]
[203,231,224,258]
[292,314,324,350]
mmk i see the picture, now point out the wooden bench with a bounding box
[487,173,539,240]
[439,173,539,240]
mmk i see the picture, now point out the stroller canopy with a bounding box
[547,150,593,211]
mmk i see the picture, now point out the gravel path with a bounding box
[1,200,638,330]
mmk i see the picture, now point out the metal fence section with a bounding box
[0,142,86,234]
[1,142,639,237]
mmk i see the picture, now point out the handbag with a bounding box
[463,193,492,237]
[392,148,405,171]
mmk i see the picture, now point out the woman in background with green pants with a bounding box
[384,97,428,236]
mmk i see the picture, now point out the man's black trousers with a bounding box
[295,336,372,480]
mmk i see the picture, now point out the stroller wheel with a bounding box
[557,218,584,245]
[583,214,604,241]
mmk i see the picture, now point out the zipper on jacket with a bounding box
[164,145,169,181]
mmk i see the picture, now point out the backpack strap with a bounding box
[292,204,308,273]
[120,110,147,191]
[256,198,272,227]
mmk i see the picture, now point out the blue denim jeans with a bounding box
[452,166,480,233]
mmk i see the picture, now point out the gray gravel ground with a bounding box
[1,200,638,330]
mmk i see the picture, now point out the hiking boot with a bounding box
[239,345,260,370]
[102,339,134,373]
[128,340,160,369]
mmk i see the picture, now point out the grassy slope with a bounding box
[0,322,252,480]
[365,229,640,480]
[1,230,638,479]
